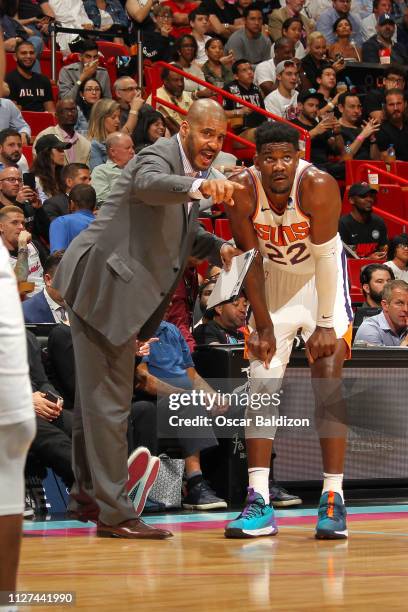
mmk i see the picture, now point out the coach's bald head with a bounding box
[179,100,227,171]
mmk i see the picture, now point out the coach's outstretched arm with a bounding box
[225,170,276,368]
[299,167,342,363]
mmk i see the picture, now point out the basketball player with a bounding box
[0,30,36,607]
[224,122,353,540]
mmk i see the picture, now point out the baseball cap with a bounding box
[275,60,297,76]
[349,182,377,197]
[36,135,72,155]
[378,13,395,26]
[298,88,325,105]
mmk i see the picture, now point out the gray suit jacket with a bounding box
[53,136,225,346]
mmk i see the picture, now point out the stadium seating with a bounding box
[21,111,57,138]
[214,219,233,241]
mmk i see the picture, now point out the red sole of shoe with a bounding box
[133,459,160,516]
[126,450,150,494]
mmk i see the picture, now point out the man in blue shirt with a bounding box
[354,279,408,346]
[49,184,96,253]
[134,319,228,510]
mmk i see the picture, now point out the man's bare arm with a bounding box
[135,363,187,397]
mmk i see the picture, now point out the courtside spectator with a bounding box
[354,279,408,346]
[194,276,217,327]
[92,133,135,206]
[43,162,91,221]
[0,96,31,144]
[339,182,388,258]
[268,0,315,42]
[48,0,93,52]
[31,135,69,201]
[198,0,241,39]
[23,251,66,324]
[0,166,50,248]
[363,64,406,122]
[145,66,193,134]
[135,319,228,510]
[254,36,295,96]
[173,34,212,96]
[6,41,55,113]
[194,296,247,344]
[34,100,91,165]
[189,8,211,64]
[264,60,298,119]
[0,129,29,173]
[362,13,408,63]
[300,32,330,88]
[225,6,271,65]
[276,16,306,59]
[132,110,167,153]
[49,184,96,252]
[0,12,43,73]
[75,78,102,135]
[58,40,111,100]
[376,89,408,162]
[362,0,394,42]
[328,16,362,61]
[142,4,176,62]
[163,0,199,38]
[223,59,266,142]
[385,234,408,281]
[0,205,44,296]
[26,329,74,491]
[317,0,363,46]
[202,37,234,88]
[87,99,121,170]
[338,92,380,160]
[360,263,394,307]
[293,88,345,179]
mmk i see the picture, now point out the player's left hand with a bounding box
[220,243,242,271]
[305,327,337,364]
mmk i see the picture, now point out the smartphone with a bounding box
[44,390,63,406]
[23,172,36,190]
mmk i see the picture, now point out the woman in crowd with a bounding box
[328,17,361,63]
[84,0,129,44]
[133,109,167,153]
[76,78,103,135]
[301,31,345,89]
[385,234,408,281]
[31,136,66,201]
[173,34,215,99]
[88,98,121,170]
[273,17,306,60]
[202,37,234,89]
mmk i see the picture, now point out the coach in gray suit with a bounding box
[53,100,241,539]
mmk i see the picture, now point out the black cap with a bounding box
[36,134,72,155]
[349,182,377,197]
[378,13,395,26]
[298,88,326,106]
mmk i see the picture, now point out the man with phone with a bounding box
[58,40,111,100]
[0,166,50,248]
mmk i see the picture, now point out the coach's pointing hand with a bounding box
[199,178,244,206]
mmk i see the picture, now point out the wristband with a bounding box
[356,134,365,142]
[76,80,81,86]
[129,110,139,115]
[327,101,335,110]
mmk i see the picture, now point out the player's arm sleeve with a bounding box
[309,235,338,328]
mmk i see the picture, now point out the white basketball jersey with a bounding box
[250,159,339,276]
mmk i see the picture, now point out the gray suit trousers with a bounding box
[69,309,137,525]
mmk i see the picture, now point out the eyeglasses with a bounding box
[397,243,408,249]
[84,87,101,92]
[0,177,22,183]
[386,77,405,84]
[118,86,139,92]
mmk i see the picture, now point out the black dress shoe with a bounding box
[96,518,173,539]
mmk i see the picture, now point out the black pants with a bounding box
[27,410,74,489]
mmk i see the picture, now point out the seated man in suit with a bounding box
[23,250,66,324]
[43,163,91,222]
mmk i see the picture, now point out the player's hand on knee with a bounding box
[305,327,337,364]
[247,328,276,369]
[199,178,244,206]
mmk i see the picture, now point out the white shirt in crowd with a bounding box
[254,59,276,89]
[271,40,305,60]
[9,241,44,297]
[43,288,68,323]
[196,35,211,65]
[264,88,298,119]
[385,261,408,282]
[48,0,93,51]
